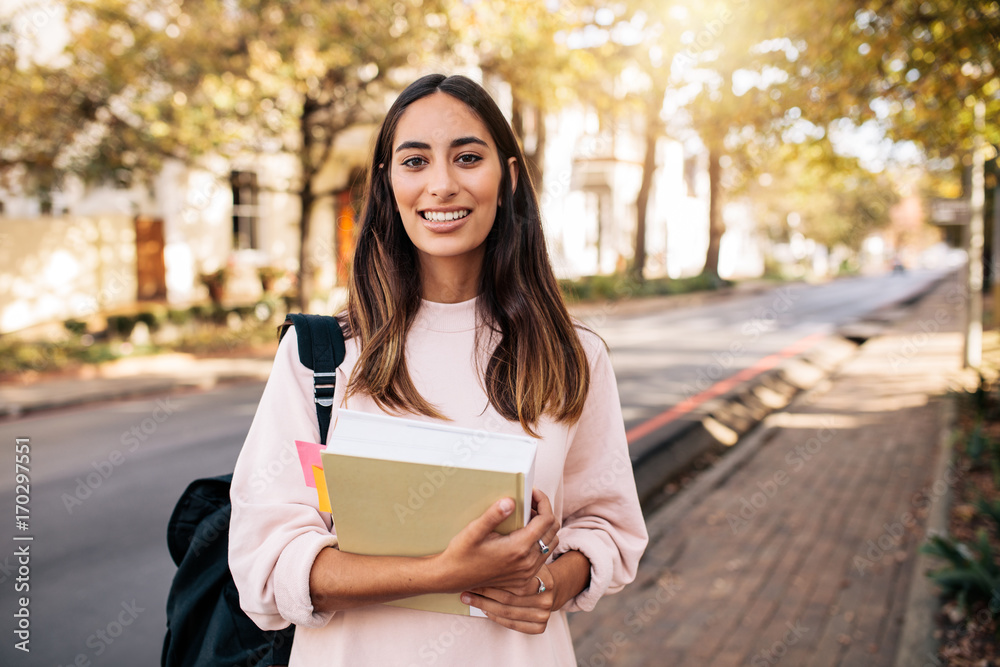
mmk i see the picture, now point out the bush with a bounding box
[135,308,167,332]
[167,308,193,326]
[106,315,138,338]
[560,272,732,304]
[921,532,1000,618]
[64,319,87,336]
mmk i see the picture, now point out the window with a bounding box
[231,170,259,250]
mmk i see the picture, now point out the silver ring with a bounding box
[535,576,546,594]
[538,539,550,555]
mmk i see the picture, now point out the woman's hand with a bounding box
[461,563,556,634]
[463,550,593,635]
[433,489,559,593]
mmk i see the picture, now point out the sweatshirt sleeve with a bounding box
[554,331,649,612]
[229,327,340,630]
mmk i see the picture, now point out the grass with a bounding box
[559,272,732,303]
[0,300,283,381]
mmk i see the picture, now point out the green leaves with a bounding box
[921,531,1000,617]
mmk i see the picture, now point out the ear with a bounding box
[501,157,519,206]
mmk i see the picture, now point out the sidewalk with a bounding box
[570,275,969,666]
[0,352,275,417]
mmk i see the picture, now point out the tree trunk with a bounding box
[297,187,315,311]
[527,105,546,194]
[297,99,317,312]
[632,115,658,285]
[703,145,725,278]
[511,96,545,195]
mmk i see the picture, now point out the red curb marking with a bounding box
[626,332,828,444]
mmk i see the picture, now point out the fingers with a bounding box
[462,589,554,635]
[444,492,556,593]
[525,489,559,556]
[464,497,516,543]
[531,487,551,513]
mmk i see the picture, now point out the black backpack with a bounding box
[162,314,346,667]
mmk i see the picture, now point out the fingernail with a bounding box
[499,498,513,515]
[461,594,471,604]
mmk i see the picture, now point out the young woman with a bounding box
[229,73,648,666]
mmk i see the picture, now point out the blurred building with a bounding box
[0,77,767,334]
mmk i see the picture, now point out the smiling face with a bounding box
[389,92,515,293]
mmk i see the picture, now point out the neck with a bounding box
[418,250,484,303]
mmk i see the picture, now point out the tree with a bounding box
[789,0,999,155]
[464,0,580,195]
[559,1,684,283]
[742,140,899,255]
[567,0,807,281]
[672,0,808,279]
[2,0,454,309]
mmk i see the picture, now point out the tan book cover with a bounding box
[318,409,537,617]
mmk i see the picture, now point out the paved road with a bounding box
[577,268,947,459]
[0,386,263,667]
[0,268,948,666]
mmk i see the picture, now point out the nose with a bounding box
[427,161,458,200]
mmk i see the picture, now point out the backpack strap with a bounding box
[280,314,347,446]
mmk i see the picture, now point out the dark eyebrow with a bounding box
[451,136,488,149]
[394,141,430,153]
[394,136,489,153]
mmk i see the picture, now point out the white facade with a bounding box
[1,101,767,333]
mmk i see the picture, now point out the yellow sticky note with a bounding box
[312,465,332,513]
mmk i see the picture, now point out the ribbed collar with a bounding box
[412,295,479,332]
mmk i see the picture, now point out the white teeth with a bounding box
[423,210,470,222]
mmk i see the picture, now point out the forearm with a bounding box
[309,494,560,614]
[309,547,447,613]
[548,550,591,611]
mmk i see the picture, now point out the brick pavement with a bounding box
[570,275,968,667]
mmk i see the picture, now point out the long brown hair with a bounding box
[345,74,590,436]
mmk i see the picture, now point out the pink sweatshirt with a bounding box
[229,296,648,666]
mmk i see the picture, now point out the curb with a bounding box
[632,336,857,508]
[642,370,837,538]
[891,396,955,667]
